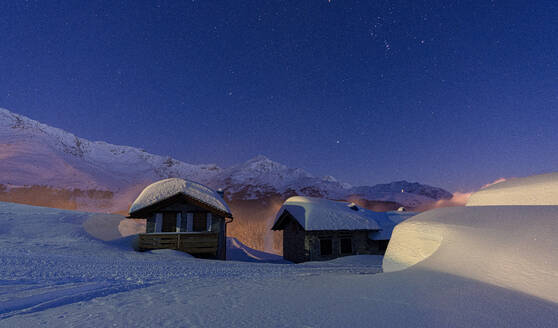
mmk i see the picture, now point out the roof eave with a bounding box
[271,210,302,231]
[128,192,232,219]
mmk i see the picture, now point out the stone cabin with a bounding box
[271,196,415,263]
[127,178,233,260]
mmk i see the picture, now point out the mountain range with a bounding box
[0,107,452,215]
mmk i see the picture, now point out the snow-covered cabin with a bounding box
[128,178,233,260]
[271,196,415,263]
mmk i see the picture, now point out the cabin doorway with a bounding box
[193,212,207,232]
[162,212,178,232]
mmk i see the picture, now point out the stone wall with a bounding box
[304,230,382,262]
[282,220,307,263]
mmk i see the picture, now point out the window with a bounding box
[148,215,158,233]
[162,212,177,232]
[340,238,352,254]
[193,212,207,232]
[320,239,332,256]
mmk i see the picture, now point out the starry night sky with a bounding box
[1,1,558,192]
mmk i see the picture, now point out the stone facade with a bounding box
[282,221,386,263]
[282,220,307,263]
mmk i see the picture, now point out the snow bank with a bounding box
[467,172,558,206]
[383,206,558,303]
[83,214,130,241]
[226,237,288,263]
[0,202,127,248]
[300,254,384,267]
[129,178,231,215]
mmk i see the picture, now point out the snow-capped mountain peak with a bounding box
[239,155,289,173]
[0,107,452,211]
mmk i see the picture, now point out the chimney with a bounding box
[216,188,225,199]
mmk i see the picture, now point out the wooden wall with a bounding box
[143,201,227,260]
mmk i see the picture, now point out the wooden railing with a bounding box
[138,232,219,255]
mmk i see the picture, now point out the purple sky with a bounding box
[1,1,557,192]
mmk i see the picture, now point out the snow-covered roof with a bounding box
[129,178,231,216]
[467,172,558,206]
[272,196,414,233]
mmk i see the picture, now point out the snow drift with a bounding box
[383,205,558,303]
[226,237,286,263]
[467,172,558,206]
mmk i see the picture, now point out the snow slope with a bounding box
[383,206,558,303]
[0,108,451,211]
[226,237,287,263]
[0,108,221,191]
[1,201,557,327]
[467,172,558,206]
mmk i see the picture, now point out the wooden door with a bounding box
[193,212,207,232]
[162,212,177,232]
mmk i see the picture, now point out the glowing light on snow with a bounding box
[418,178,510,211]
[481,177,507,189]
[468,173,558,206]
[416,191,472,211]
[384,205,558,304]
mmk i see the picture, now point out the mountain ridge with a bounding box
[0,107,452,213]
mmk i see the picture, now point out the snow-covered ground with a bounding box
[1,201,557,327]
